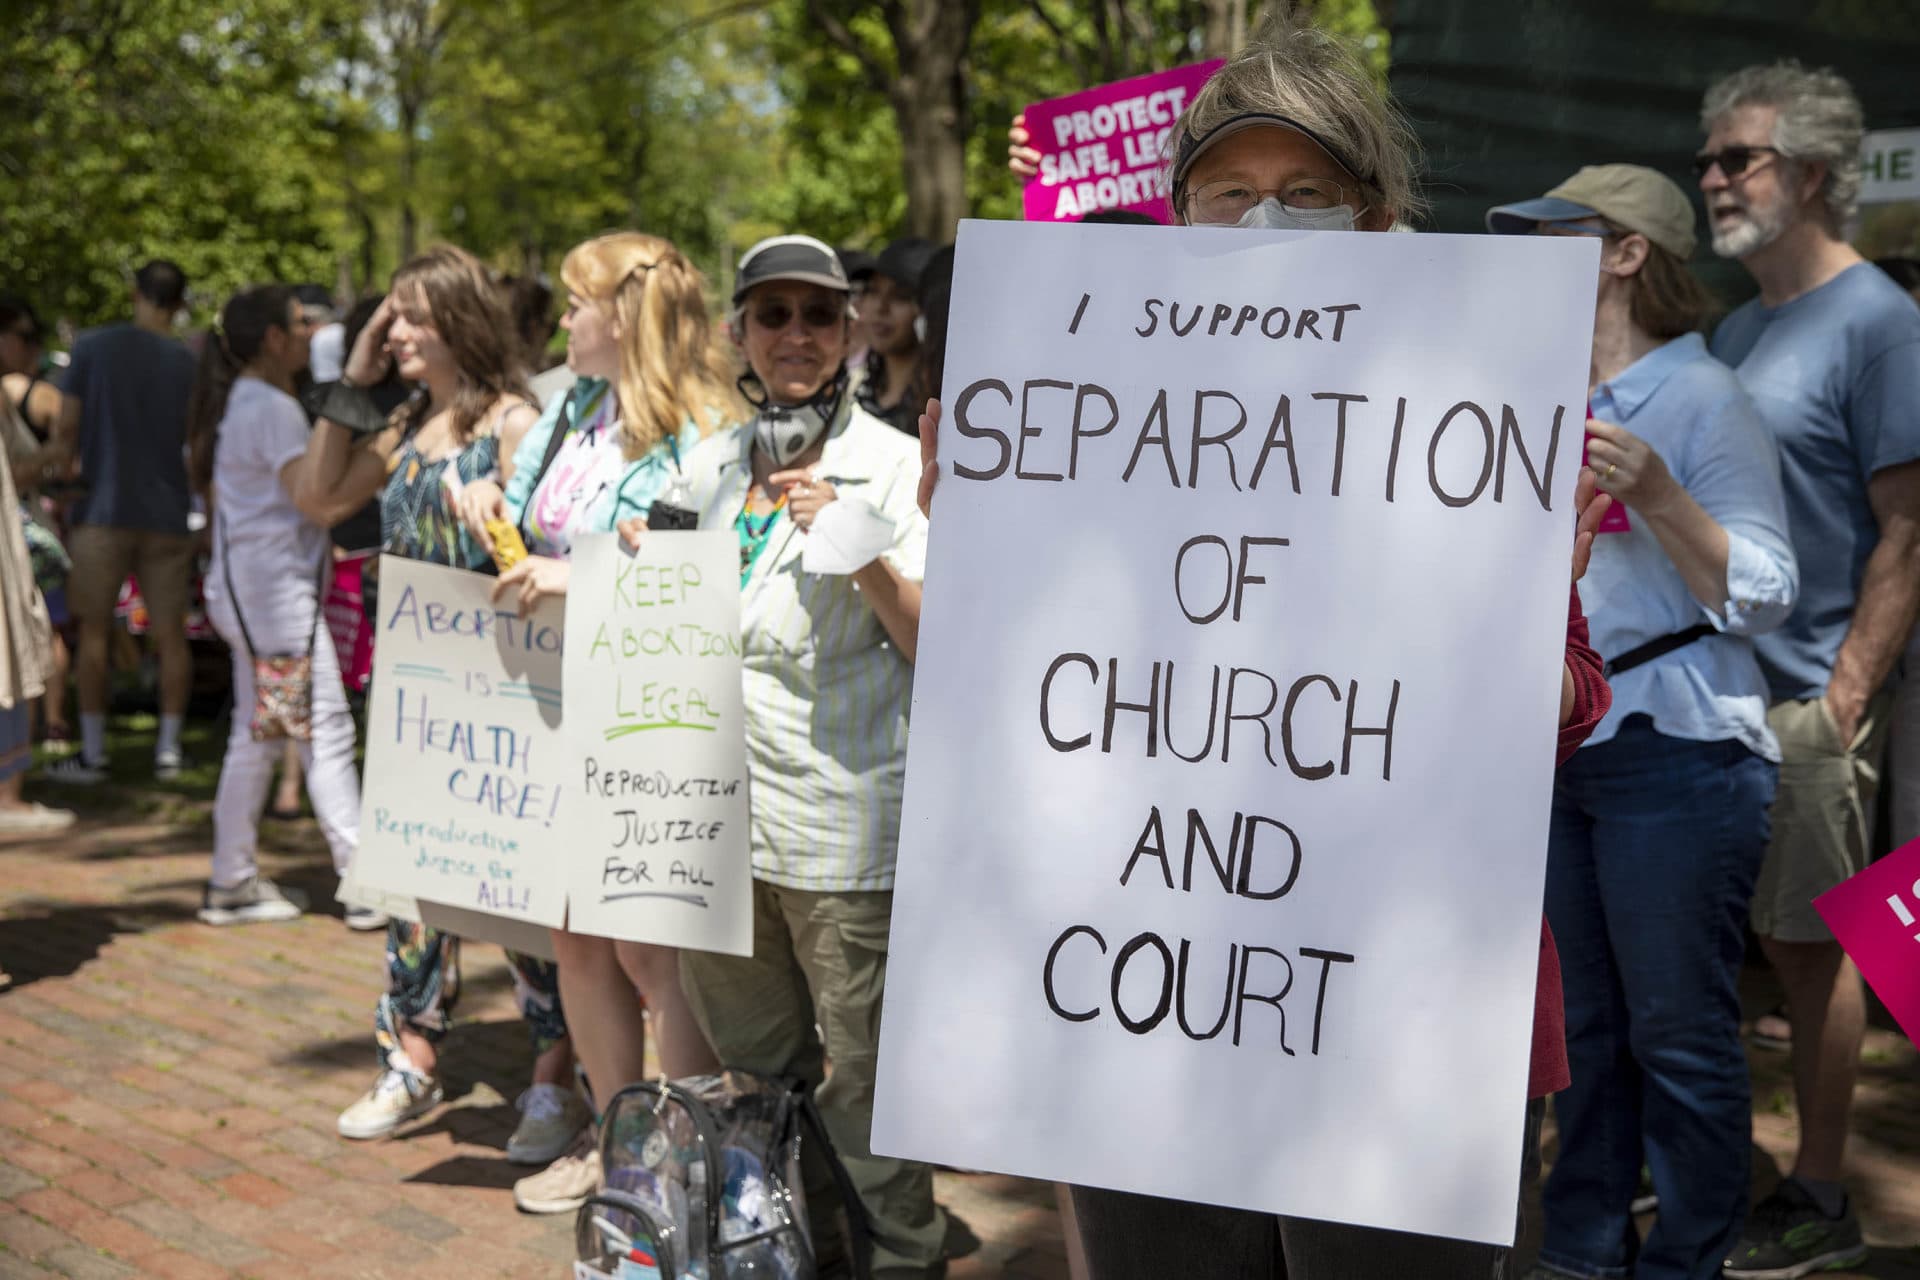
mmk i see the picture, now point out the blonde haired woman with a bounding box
[458,231,736,1214]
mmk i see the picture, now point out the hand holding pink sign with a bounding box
[1021,60,1224,225]
[1815,834,1920,1046]
[1581,406,1632,534]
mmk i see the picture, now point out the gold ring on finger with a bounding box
[1603,463,1617,481]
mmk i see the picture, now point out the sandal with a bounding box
[1752,1003,1792,1051]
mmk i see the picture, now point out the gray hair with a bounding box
[1701,61,1864,228]
[1165,9,1426,226]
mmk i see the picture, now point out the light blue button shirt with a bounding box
[1581,332,1798,762]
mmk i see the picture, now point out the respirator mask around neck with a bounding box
[743,368,848,467]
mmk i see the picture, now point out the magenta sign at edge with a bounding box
[1021,59,1226,226]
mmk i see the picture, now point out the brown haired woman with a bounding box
[297,247,577,1169]
[455,230,737,1214]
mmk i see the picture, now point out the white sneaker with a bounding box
[45,753,106,785]
[337,1067,444,1140]
[343,904,390,932]
[507,1083,591,1165]
[513,1127,600,1214]
[153,748,188,781]
[198,875,305,925]
[0,803,77,834]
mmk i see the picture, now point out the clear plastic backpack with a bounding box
[574,1070,871,1280]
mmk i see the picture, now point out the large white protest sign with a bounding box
[872,220,1597,1244]
[349,556,569,929]
[560,532,752,955]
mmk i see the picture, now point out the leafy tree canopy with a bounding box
[1,0,1384,330]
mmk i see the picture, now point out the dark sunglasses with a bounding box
[751,299,843,331]
[1691,145,1780,180]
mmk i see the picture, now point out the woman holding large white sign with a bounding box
[611,234,947,1277]
[456,231,738,1216]
[967,11,1618,1277]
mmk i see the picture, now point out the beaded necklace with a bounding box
[735,485,788,583]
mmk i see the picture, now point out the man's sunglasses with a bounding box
[750,300,843,331]
[1692,145,1781,180]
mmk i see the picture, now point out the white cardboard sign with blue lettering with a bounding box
[872,220,1598,1244]
[558,531,753,956]
[350,556,570,928]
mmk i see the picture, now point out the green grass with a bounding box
[30,712,231,817]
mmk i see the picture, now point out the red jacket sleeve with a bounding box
[1532,585,1612,1099]
[1557,584,1610,766]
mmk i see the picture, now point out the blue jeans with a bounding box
[1541,717,1774,1280]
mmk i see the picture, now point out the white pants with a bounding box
[207,587,360,888]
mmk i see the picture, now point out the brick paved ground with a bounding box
[2,776,1917,1278]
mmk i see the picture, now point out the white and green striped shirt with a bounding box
[683,402,929,891]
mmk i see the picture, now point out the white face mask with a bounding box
[1233,197,1360,233]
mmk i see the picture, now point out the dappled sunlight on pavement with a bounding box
[0,803,1071,1278]
[3,792,1915,1276]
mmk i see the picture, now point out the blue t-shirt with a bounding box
[1711,263,1920,701]
[59,323,198,533]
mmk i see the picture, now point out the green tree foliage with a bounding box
[1,0,1385,330]
[0,0,356,328]
[767,0,1387,242]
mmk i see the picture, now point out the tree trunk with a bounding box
[1199,0,1260,57]
[356,206,377,294]
[893,76,968,241]
[810,0,980,243]
[888,0,977,241]
[399,100,420,263]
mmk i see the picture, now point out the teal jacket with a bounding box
[501,376,698,540]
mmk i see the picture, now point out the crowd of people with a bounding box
[1,9,1918,1280]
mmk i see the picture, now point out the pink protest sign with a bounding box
[324,551,375,693]
[1815,835,1920,1045]
[1021,60,1224,225]
[1581,406,1632,533]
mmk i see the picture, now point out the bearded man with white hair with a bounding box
[1701,60,1920,1280]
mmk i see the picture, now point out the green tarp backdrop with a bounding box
[1389,0,1920,297]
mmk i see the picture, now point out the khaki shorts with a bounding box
[66,525,195,629]
[1751,692,1892,942]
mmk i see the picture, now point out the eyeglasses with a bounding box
[1692,145,1781,180]
[750,300,843,331]
[1183,177,1355,225]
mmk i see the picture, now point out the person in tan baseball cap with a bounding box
[1487,162,1719,350]
[1487,163,1698,258]
[1487,162,1803,1280]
